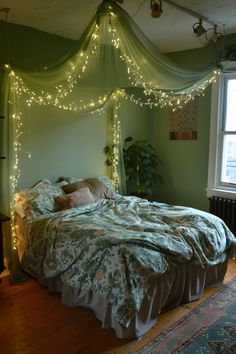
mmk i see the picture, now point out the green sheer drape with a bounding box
[0,71,29,283]
[0,71,11,254]
[1,0,221,274]
[8,0,220,109]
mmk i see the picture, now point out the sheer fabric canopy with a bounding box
[7,0,219,111]
[1,0,221,263]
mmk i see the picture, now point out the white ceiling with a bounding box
[0,0,236,53]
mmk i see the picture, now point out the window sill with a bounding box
[206,187,236,200]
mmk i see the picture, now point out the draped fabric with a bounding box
[0,0,221,266]
[6,0,220,110]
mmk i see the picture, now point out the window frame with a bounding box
[207,65,236,200]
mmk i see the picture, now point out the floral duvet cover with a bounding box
[21,196,236,327]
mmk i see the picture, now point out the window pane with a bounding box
[225,79,236,131]
[221,134,236,184]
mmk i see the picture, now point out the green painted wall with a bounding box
[0,21,77,69]
[17,100,153,189]
[152,34,236,211]
[153,91,211,211]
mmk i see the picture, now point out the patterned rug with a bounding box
[135,277,236,354]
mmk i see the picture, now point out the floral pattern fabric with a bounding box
[21,196,236,327]
[16,182,65,218]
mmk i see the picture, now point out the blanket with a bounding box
[21,196,236,327]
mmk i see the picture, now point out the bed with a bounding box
[15,176,236,339]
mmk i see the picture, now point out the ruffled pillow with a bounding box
[54,187,95,210]
[15,180,64,219]
[96,176,117,195]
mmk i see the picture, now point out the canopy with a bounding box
[6,0,220,111]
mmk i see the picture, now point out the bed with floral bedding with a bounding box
[15,176,236,338]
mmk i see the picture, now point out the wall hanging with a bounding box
[170,99,198,140]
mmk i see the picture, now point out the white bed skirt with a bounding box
[38,259,228,339]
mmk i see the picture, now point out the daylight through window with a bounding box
[221,78,236,185]
[207,68,236,199]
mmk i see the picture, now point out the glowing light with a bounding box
[5,8,221,249]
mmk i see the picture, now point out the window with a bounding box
[221,76,236,184]
[207,67,236,199]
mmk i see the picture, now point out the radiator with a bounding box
[209,196,236,235]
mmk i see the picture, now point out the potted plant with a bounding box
[123,136,163,198]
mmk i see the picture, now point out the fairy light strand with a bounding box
[109,23,220,108]
[110,90,124,191]
[5,7,221,248]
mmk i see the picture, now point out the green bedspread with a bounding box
[21,196,236,327]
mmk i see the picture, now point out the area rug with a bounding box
[135,277,236,354]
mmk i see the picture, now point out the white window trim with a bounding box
[207,62,236,200]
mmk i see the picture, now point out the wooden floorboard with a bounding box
[0,259,236,354]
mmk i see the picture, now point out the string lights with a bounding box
[109,18,220,108]
[5,64,23,249]
[110,90,124,191]
[6,3,221,248]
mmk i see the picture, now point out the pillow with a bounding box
[62,178,115,201]
[14,195,27,219]
[15,183,65,219]
[96,176,117,195]
[31,179,52,188]
[57,176,82,184]
[58,176,117,194]
[54,187,95,210]
[55,180,69,188]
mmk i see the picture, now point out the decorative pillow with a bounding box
[57,176,117,194]
[57,176,82,184]
[54,187,95,210]
[62,178,115,201]
[96,176,117,195]
[15,182,65,219]
[31,179,52,188]
[55,180,69,188]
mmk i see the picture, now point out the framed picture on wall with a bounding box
[169,98,198,140]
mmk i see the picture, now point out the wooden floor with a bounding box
[0,259,236,354]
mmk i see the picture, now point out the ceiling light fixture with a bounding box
[162,0,224,44]
[206,25,223,43]
[115,0,224,44]
[193,19,206,37]
[151,0,163,18]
